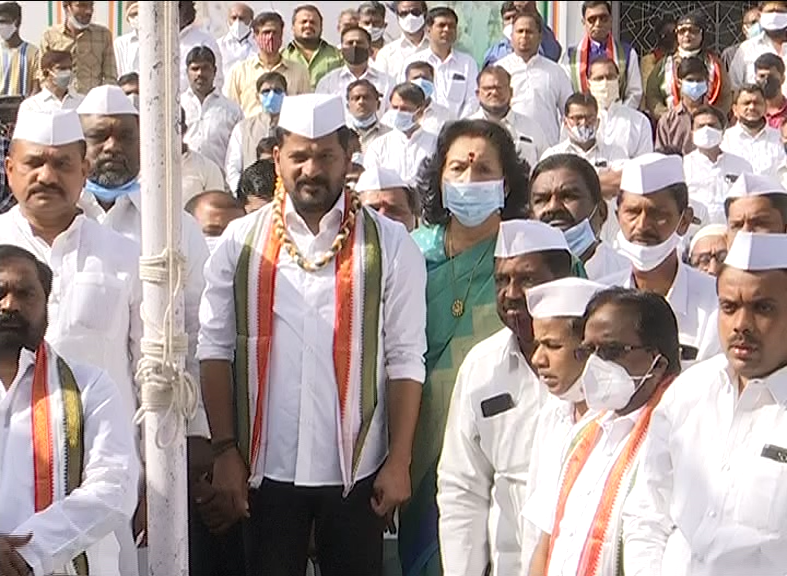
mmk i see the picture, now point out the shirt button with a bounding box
[708,510,717,518]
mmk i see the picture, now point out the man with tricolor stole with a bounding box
[0,244,139,576]
[197,92,427,576]
[525,286,681,576]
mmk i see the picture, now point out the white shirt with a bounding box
[469,107,549,170]
[729,33,787,93]
[316,64,394,115]
[683,150,753,225]
[224,113,275,192]
[496,53,573,146]
[420,100,452,135]
[197,196,427,486]
[77,190,210,437]
[598,102,653,158]
[18,87,84,113]
[0,208,142,423]
[541,138,629,171]
[181,87,244,170]
[217,31,256,80]
[402,48,479,119]
[182,149,228,201]
[526,408,643,576]
[113,31,139,75]
[0,347,140,576]
[585,241,631,281]
[601,262,720,366]
[180,24,224,94]
[623,356,787,576]
[437,328,547,576]
[363,127,437,184]
[722,123,786,178]
[374,33,429,80]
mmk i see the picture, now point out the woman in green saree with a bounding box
[399,119,530,576]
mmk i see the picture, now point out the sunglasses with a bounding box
[575,343,648,362]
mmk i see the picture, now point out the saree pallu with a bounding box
[399,225,503,576]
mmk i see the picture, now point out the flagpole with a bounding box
[137,2,189,575]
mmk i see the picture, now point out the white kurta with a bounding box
[181,88,244,170]
[623,356,787,576]
[597,102,653,158]
[541,138,629,170]
[722,123,786,178]
[77,189,211,437]
[402,48,479,119]
[182,149,227,201]
[437,328,547,576]
[0,346,139,576]
[217,32,256,80]
[600,262,720,366]
[363,127,438,184]
[584,241,631,281]
[683,150,753,225]
[419,100,452,136]
[18,87,84,113]
[113,31,139,76]
[729,33,787,93]
[197,196,427,487]
[469,108,549,170]
[374,34,429,80]
[316,65,394,116]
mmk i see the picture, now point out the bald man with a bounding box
[218,3,256,79]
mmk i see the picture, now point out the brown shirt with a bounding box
[655,103,694,156]
[37,23,117,94]
[224,56,311,117]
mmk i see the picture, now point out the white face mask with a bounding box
[52,69,72,89]
[503,23,513,41]
[128,15,139,31]
[362,24,385,42]
[230,19,250,41]
[0,23,16,41]
[582,353,660,412]
[556,379,586,404]
[569,124,597,144]
[677,47,701,58]
[616,229,682,272]
[398,13,425,35]
[760,11,787,32]
[692,125,723,150]
[68,13,90,31]
[588,78,620,109]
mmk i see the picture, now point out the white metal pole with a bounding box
[138,2,188,576]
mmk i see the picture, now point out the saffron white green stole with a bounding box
[31,343,88,575]
[233,199,384,494]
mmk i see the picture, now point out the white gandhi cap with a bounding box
[77,85,139,116]
[355,164,409,193]
[726,172,787,200]
[494,219,570,258]
[278,93,345,139]
[620,152,684,195]
[13,109,85,145]
[526,277,607,319]
[724,231,787,271]
[689,224,728,254]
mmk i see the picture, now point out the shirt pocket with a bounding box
[446,74,467,103]
[66,272,127,335]
[735,452,787,533]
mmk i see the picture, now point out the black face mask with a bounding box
[342,46,369,66]
[759,75,782,100]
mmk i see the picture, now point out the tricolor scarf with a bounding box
[664,52,722,109]
[233,196,384,494]
[545,376,674,576]
[569,34,629,96]
[31,343,89,575]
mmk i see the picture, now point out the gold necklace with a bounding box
[447,225,494,318]
[271,177,362,272]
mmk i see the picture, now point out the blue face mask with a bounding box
[442,179,505,228]
[351,113,377,130]
[562,215,597,257]
[84,178,140,203]
[390,109,417,132]
[412,77,435,99]
[681,80,708,101]
[260,90,284,114]
[746,22,763,39]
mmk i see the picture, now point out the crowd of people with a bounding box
[1,0,787,576]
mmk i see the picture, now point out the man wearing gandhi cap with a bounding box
[0,108,143,576]
[517,277,604,561]
[437,220,576,576]
[355,162,418,231]
[602,152,719,365]
[624,232,787,576]
[687,223,728,276]
[725,171,787,240]
[198,92,427,574]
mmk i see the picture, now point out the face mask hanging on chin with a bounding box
[615,228,683,272]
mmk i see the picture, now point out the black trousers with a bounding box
[188,484,247,576]
[243,474,384,576]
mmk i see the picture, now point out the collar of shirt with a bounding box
[565,140,600,156]
[11,205,85,255]
[766,99,787,120]
[222,30,252,45]
[597,405,643,437]
[184,86,220,106]
[723,362,787,406]
[283,189,346,236]
[79,187,140,220]
[339,65,377,82]
[285,38,333,57]
[689,149,726,167]
[59,21,96,37]
[732,123,770,141]
[500,328,529,376]
[402,35,429,51]
[622,261,687,316]
[253,55,287,71]
[0,348,35,401]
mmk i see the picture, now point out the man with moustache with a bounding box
[725,172,787,238]
[0,244,139,576]
[624,231,787,575]
[437,220,575,576]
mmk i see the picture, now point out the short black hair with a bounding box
[185,190,243,216]
[252,11,284,32]
[0,2,21,23]
[358,1,385,18]
[426,6,458,27]
[236,159,277,204]
[346,78,379,100]
[725,193,787,223]
[584,287,682,377]
[677,11,708,31]
[40,50,72,72]
[341,24,372,44]
[186,45,216,68]
[118,72,139,87]
[582,1,612,17]
[531,154,602,205]
[405,61,434,79]
[736,83,766,103]
[394,0,427,13]
[256,71,287,93]
[477,65,511,87]
[565,92,598,116]
[678,56,709,80]
[691,104,727,129]
[390,82,426,107]
[421,119,529,225]
[755,52,786,75]
[292,4,322,24]
[588,55,620,76]
[513,10,543,31]
[0,244,52,299]
[501,1,519,17]
[256,136,277,159]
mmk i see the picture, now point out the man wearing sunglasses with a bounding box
[527,286,682,576]
[601,152,719,367]
[624,231,787,576]
[437,220,575,576]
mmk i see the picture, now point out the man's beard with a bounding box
[295,35,321,49]
[89,156,136,187]
[0,312,42,353]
